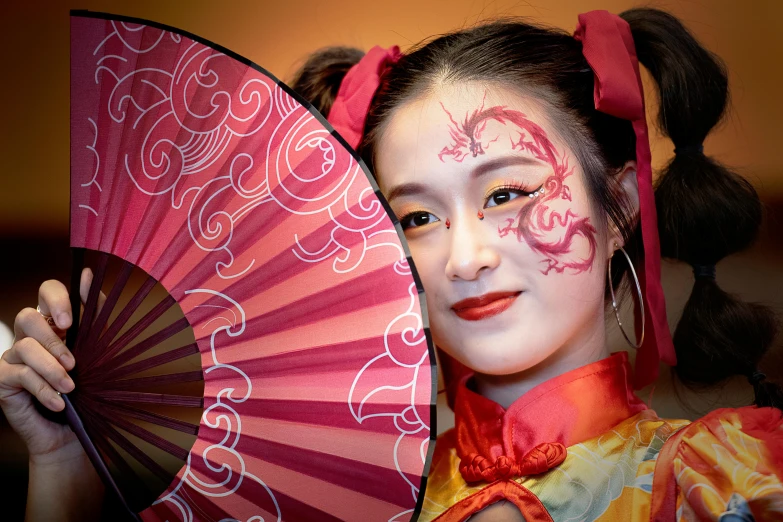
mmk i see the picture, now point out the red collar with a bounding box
[454,352,647,483]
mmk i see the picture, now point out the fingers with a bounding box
[37,279,72,331]
[35,269,106,337]
[0,334,72,413]
[79,268,107,315]
[0,361,66,411]
[13,308,75,372]
[80,267,93,304]
[2,339,74,396]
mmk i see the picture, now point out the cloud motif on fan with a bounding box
[160,289,281,522]
[349,281,431,519]
[92,21,275,280]
[71,15,432,522]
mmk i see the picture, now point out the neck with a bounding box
[472,316,611,409]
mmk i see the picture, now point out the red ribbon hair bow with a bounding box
[326,45,402,149]
[574,10,676,389]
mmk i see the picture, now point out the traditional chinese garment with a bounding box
[420,352,783,521]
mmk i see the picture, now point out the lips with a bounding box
[451,291,521,321]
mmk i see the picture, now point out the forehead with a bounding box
[374,82,567,191]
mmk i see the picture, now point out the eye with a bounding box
[399,211,440,230]
[484,184,542,208]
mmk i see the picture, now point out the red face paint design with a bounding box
[438,94,500,162]
[439,98,598,275]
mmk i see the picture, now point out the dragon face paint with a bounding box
[439,94,598,276]
[375,84,611,377]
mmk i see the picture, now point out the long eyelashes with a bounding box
[398,210,440,230]
[397,182,544,229]
[483,183,544,208]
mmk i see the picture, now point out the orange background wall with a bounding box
[2,0,783,234]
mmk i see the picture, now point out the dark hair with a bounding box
[291,9,780,408]
[290,46,365,118]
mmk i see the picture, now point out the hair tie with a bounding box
[574,10,675,389]
[691,264,716,280]
[326,45,402,149]
[748,371,767,386]
[674,144,705,155]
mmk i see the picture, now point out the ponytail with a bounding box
[621,8,781,408]
[290,46,364,117]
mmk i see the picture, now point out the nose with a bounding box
[444,216,501,281]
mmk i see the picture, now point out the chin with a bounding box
[448,341,554,376]
[469,356,546,376]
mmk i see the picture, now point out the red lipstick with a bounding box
[451,292,521,321]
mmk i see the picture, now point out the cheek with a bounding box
[407,239,444,294]
[538,188,601,257]
[498,169,602,277]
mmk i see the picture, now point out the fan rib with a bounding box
[79,405,152,495]
[65,393,143,521]
[81,395,191,462]
[84,342,200,384]
[84,294,177,376]
[89,317,191,379]
[105,411,190,462]
[66,249,85,351]
[82,276,159,373]
[87,371,203,391]
[90,400,200,435]
[82,408,175,484]
[85,432,150,514]
[100,391,204,408]
[79,260,134,368]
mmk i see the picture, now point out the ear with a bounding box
[606,161,639,258]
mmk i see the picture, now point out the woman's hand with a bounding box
[0,268,105,521]
[0,271,93,458]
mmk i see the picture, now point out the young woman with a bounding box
[2,7,781,522]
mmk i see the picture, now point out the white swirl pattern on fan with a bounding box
[83,21,430,522]
[156,289,281,522]
[349,281,430,513]
[96,21,274,280]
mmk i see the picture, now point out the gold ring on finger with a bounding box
[36,305,57,328]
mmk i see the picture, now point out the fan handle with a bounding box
[62,395,142,522]
[63,248,141,522]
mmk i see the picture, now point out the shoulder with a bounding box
[679,406,783,475]
[654,406,783,520]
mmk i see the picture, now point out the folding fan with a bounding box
[66,10,434,522]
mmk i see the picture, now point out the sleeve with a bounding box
[651,406,783,521]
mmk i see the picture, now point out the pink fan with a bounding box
[66,10,434,522]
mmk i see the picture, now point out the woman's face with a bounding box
[376,83,617,375]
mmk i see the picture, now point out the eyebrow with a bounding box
[385,154,548,204]
[470,155,547,179]
[386,182,429,204]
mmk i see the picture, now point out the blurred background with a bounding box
[1,0,781,520]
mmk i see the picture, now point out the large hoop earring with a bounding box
[607,244,645,349]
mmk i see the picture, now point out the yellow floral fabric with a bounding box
[421,407,783,521]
